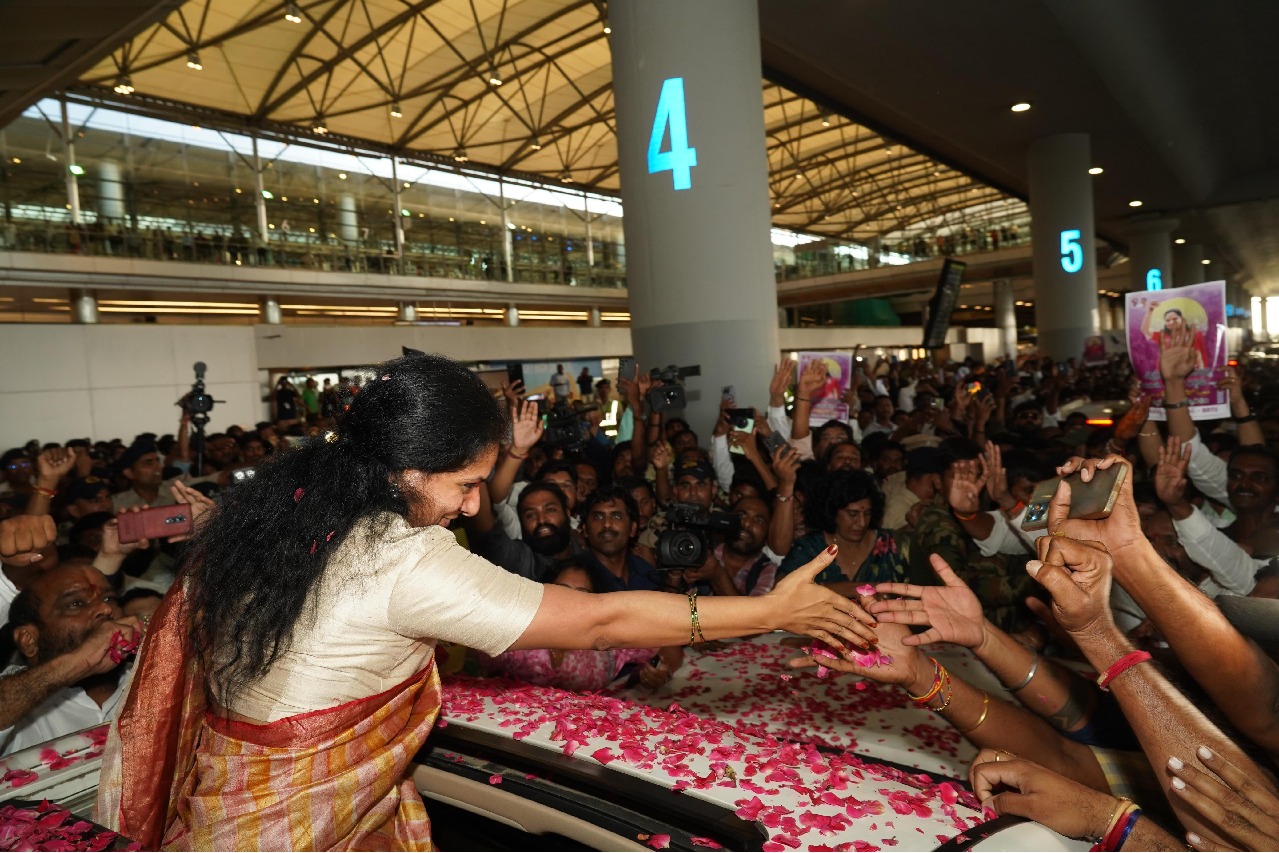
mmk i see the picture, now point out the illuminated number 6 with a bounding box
[647,77,698,191]
[1059,229,1083,274]
[1146,268,1162,290]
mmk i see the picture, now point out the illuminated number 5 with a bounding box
[1146,268,1163,290]
[647,77,698,191]
[1059,229,1083,274]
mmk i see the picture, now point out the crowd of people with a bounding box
[2,339,1279,850]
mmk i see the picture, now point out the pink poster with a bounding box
[1125,281,1229,420]
[798,351,853,426]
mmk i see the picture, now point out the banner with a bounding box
[1125,281,1229,420]
[798,351,853,425]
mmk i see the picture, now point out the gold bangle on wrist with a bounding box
[957,691,991,733]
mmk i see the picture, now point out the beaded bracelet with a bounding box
[928,672,955,713]
[907,658,944,703]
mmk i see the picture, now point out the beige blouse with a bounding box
[227,514,544,722]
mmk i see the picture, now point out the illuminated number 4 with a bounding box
[647,77,698,191]
[1146,268,1163,290]
[1059,229,1083,274]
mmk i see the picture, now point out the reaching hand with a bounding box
[772,445,800,488]
[947,458,984,516]
[982,441,1009,505]
[969,752,1121,841]
[765,545,879,651]
[501,379,525,407]
[100,513,149,555]
[1168,745,1279,851]
[797,360,828,402]
[1030,532,1116,640]
[869,554,986,647]
[1112,396,1152,443]
[649,441,672,471]
[36,447,77,485]
[972,393,996,426]
[769,361,794,407]
[1153,436,1190,507]
[166,480,216,542]
[1159,327,1198,383]
[510,400,544,451]
[788,610,929,688]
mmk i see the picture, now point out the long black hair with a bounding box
[186,353,509,705]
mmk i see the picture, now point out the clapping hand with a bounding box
[869,554,986,648]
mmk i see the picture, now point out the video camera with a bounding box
[539,399,598,452]
[647,364,701,413]
[656,501,740,568]
[181,361,217,420]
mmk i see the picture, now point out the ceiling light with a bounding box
[488,74,503,86]
[390,102,402,118]
[560,172,573,183]
[284,1,302,23]
[1088,166,1103,175]
[530,137,542,151]
[313,119,328,134]
[603,24,611,34]
[1010,102,1031,112]
[1128,200,1143,207]
[113,75,135,95]
[401,209,410,216]
[68,164,85,176]
[1174,238,1186,244]
[9,157,20,164]
[186,50,202,70]
[820,114,831,128]
[261,190,273,199]
[1201,259,1211,265]
[337,172,347,180]
[452,148,468,162]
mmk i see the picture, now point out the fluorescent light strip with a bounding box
[100,300,259,309]
[96,306,261,315]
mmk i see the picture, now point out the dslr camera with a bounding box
[656,501,740,568]
[539,399,597,452]
[646,364,701,413]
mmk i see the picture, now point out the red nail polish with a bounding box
[827,544,838,554]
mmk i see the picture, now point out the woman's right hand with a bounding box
[766,545,878,651]
[868,554,986,648]
[969,752,1120,841]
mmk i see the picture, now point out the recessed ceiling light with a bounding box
[1010,102,1031,113]
[1128,200,1143,207]
[1201,259,1211,265]
[1174,238,1186,244]
[1088,167,1104,175]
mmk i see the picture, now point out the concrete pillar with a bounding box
[337,193,358,243]
[1028,133,1098,359]
[499,179,514,283]
[71,291,97,324]
[993,278,1016,360]
[505,303,519,326]
[251,136,269,243]
[1127,216,1178,292]
[589,306,602,327]
[60,99,81,226]
[583,192,596,271]
[610,0,779,429]
[262,296,282,325]
[399,302,418,323]
[97,159,125,222]
[391,157,405,274]
[1175,243,1205,289]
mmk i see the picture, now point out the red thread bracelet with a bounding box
[1096,651,1151,691]
[953,509,978,521]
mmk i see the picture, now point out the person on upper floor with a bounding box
[550,364,572,403]
[576,367,594,398]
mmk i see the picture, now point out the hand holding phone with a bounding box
[1022,464,1127,532]
[117,504,194,544]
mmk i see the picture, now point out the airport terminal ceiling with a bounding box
[61,0,1024,248]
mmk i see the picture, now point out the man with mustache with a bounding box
[677,496,779,597]
[468,480,585,581]
[0,564,142,755]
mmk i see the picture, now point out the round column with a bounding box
[71,291,97,324]
[399,302,418,323]
[505,304,519,327]
[261,297,282,325]
[97,159,125,222]
[338,194,358,243]
[1028,134,1098,359]
[610,0,779,431]
[992,278,1016,360]
[1127,216,1178,292]
[588,306,601,327]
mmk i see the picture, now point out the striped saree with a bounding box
[95,581,439,851]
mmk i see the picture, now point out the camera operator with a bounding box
[674,496,779,597]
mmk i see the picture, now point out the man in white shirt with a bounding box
[550,364,572,403]
[0,564,142,756]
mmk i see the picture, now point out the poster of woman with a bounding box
[1125,281,1229,420]
[798,351,853,425]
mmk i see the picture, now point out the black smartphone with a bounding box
[506,363,525,388]
[618,358,637,383]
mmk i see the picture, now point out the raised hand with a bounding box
[510,400,544,452]
[36,447,77,485]
[772,445,800,488]
[0,514,57,564]
[1029,533,1116,640]
[501,379,525,407]
[769,361,794,407]
[100,513,150,554]
[797,360,828,403]
[1153,436,1190,508]
[649,441,672,471]
[167,480,216,542]
[947,458,984,516]
[1112,396,1153,444]
[766,545,879,651]
[1160,327,1198,382]
[870,554,986,647]
[982,441,1010,506]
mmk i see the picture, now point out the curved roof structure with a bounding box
[75,0,1024,244]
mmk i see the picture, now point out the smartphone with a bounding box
[966,381,982,395]
[117,504,193,544]
[1021,465,1127,532]
[618,358,637,383]
[722,385,735,404]
[725,408,754,430]
[762,431,788,455]
[929,397,946,410]
[506,363,525,388]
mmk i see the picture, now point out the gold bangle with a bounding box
[957,691,991,733]
[687,590,706,644]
